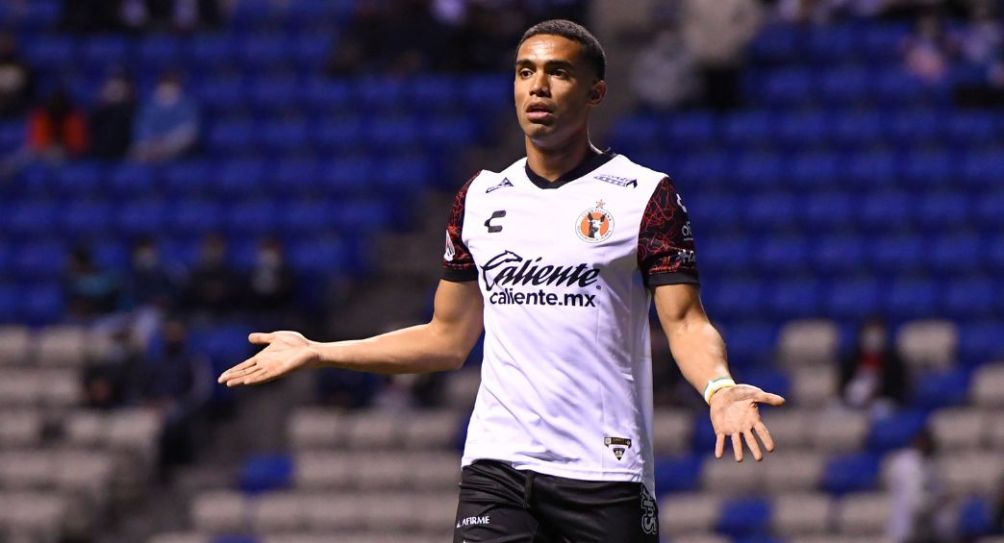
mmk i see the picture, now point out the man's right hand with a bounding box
[217,331,319,387]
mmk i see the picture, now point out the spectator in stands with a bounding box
[27,84,89,159]
[902,9,956,84]
[127,237,180,310]
[65,246,122,318]
[183,234,241,319]
[886,428,952,543]
[631,25,699,111]
[247,238,297,318]
[131,71,200,162]
[959,0,1001,68]
[839,317,909,413]
[83,326,140,409]
[89,70,136,159]
[63,0,122,32]
[140,317,211,478]
[0,33,35,118]
[680,0,762,110]
[121,0,222,33]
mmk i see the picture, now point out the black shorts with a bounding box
[453,460,659,543]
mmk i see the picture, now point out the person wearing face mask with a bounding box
[183,233,240,319]
[89,70,137,159]
[0,33,35,118]
[247,238,297,318]
[27,84,89,159]
[127,237,180,310]
[131,71,200,162]
[839,316,909,413]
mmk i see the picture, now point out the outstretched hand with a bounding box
[709,384,785,462]
[217,331,318,387]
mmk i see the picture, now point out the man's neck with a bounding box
[525,134,597,182]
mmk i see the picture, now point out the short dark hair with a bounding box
[518,19,606,80]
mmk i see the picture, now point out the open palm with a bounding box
[217,331,318,387]
[709,384,785,462]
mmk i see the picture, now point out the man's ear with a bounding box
[588,80,607,105]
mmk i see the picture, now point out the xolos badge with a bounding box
[576,200,614,243]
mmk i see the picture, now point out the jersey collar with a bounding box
[524,149,617,190]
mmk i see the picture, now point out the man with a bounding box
[218,20,785,542]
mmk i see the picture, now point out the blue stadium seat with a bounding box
[787,151,841,189]
[214,157,267,195]
[776,111,829,148]
[160,238,203,269]
[717,497,772,538]
[196,75,246,112]
[744,191,796,230]
[916,192,969,231]
[761,68,814,107]
[611,117,661,152]
[163,161,212,196]
[248,76,300,112]
[117,199,167,236]
[957,496,995,540]
[424,117,479,147]
[331,200,392,232]
[463,74,510,109]
[930,232,981,274]
[986,234,1004,272]
[319,157,373,195]
[959,321,1004,365]
[259,118,309,153]
[703,279,763,319]
[22,35,75,69]
[301,78,352,113]
[734,153,784,191]
[312,117,363,151]
[12,240,67,280]
[0,120,23,152]
[654,455,702,495]
[81,35,130,69]
[808,24,857,61]
[812,235,864,274]
[859,24,911,61]
[961,150,1004,188]
[939,275,995,317]
[975,190,1004,229]
[665,112,717,147]
[800,192,854,229]
[290,33,334,70]
[818,67,870,106]
[227,236,259,270]
[858,191,912,230]
[354,76,405,109]
[697,235,752,271]
[830,112,882,148]
[749,24,803,63]
[885,278,937,318]
[60,201,113,238]
[914,368,971,408]
[722,111,774,146]
[21,283,64,325]
[279,200,331,234]
[136,36,181,67]
[6,200,56,238]
[821,452,880,494]
[0,283,18,322]
[825,278,882,319]
[873,71,927,105]
[408,75,461,109]
[208,118,257,154]
[239,34,290,68]
[225,200,277,235]
[107,163,156,198]
[186,36,239,69]
[272,158,320,194]
[844,151,897,190]
[887,110,943,146]
[766,278,820,318]
[288,237,347,274]
[676,152,729,188]
[375,156,432,194]
[721,322,776,363]
[947,111,997,144]
[866,409,928,452]
[54,162,104,196]
[757,236,809,273]
[168,200,223,234]
[899,150,953,187]
[365,116,421,148]
[742,368,792,400]
[92,240,129,271]
[870,234,923,273]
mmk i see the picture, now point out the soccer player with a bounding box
[218,19,785,542]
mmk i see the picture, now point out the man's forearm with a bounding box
[667,319,731,396]
[308,323,470,375]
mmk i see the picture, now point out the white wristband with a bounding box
[704,377,736,404]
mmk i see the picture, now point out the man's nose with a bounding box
[530,73,550,96]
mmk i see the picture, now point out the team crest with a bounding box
[576,200,614,243]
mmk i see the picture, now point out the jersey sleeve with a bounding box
[638,177,700,287]
[441,173,479,282]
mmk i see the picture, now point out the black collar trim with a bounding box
[524,150,617,189]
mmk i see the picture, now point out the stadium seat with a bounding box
[811,410,868,453]
[766,278,820,319]
[896,319,958,371]
[759,410,813,449]
[259,118,310,152]
[957,496,995,540]
[11,240,67,280]
[937,452,1004,495]
[225,200,277,236]
[288,409,346,449]
[191,491,247,533]
[136,36,182,67]
[107,162,157,198]
[761,69,814,107]
[810,235,864,275]
[117,199,168,236]
[659,493,721,535]
[722,111,774,146]
[251,492,306,532]
[790,366,838,407]
[652,410,694,456]
[822,453,881,494]
[6,200,56,238]
[834,493,890,535]
[755,235,808,272]
[777,111,829,149]
[60,200,113,238]
[885,278,938,319]
[858,191,912,230]
[943,277,996,318]
[701,453,766,494]
[716,497,772,538]
[843,150,897,190]
[763,453,824,493]
[913,367,971,409]
[818,67,870,106]
[930,408,985,450]
[865,409,928,452]
[654,455,703,495]
[734,154,784,191]
[961,150,1004,188]
[771,493,832,535]
[930,232,982,274]
[703,279,763,319]
[81,35,130,69]
[971,363,1004,407]
[959,321,1004,364]
[824,278,881,319]
[665,112,717,147]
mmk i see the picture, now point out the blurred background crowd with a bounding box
[0,0,1003,542]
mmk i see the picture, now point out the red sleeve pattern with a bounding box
[638,177,700,287]
[442,173,479,282]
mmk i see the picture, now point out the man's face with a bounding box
[514,34,604,148]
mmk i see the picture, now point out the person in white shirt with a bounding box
[218,19,785,542]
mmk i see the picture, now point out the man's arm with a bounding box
[653,283,785,462]
[217,279,483,387]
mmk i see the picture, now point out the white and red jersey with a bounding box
[442,151,699,494]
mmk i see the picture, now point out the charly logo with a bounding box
[640,487,658,535]
[444,231,456,261]
[485,177,514,193]
[576,200,614,243]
